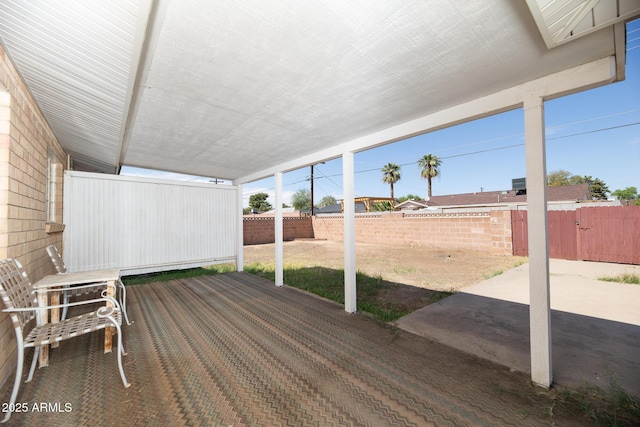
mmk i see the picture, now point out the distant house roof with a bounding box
[317,184,592,213]
[315,202,368,214]
[424,183,591,207]
[546,183,592,202]
[315,203,342,214]
[395,199,428,210]
[340,197,395,212]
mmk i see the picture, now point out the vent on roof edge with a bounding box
[512,177,526,195]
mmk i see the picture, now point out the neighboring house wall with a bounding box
[0,45,68,390]
[244,217,314,245]
[311,211,513,254]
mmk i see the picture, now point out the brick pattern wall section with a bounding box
[244,217,314,245]
[0,43,68,391]
[489,210,513,254]
[311,211,512,254]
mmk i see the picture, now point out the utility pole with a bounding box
[310,164,315,216]
[310,162,325,216]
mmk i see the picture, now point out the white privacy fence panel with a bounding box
[63,171,238,275]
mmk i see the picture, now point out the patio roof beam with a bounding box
[233,56,617,187]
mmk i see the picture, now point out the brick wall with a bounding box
[244,217,314,245]
[489,210,513,254]
[311,210,513,254]
[0,43,68,390]
[242,210,513,254]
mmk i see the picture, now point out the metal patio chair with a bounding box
[0,258,130,423]
[45,245,131,325]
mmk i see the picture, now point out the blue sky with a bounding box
[122,19,640,208]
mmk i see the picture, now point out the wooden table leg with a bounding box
[37,290,49,367]
[50,290,60,349]
[104,279,115,353]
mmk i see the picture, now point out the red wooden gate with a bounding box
[577,206,640,264]
[511,206,640,265]
[511,210,528,256]
[511,210,577,259]
[547,210,577,260]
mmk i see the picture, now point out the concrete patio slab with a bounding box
[394,259,640,396]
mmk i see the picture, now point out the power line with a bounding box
[547,121,640,140]
[312,121,640,180]
[547,108,640,132]
[441,121,640,159]
[440,143,524,160]
[333,110,640,174]
[312,165,342,190]
[245,117,640,196]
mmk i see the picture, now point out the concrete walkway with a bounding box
[394,259,640,396]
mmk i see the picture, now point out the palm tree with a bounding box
[417,154,442,198]
[381,163,401,201]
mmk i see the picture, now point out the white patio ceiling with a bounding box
[0,0,638,182]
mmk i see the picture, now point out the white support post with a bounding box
[524,94,552,388]
[236,184,244,272]
[275,172,284,287]
[343,151,357,313]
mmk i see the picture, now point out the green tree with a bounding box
[418,154,442,198]
[547,169,572,186]
[248,192,272,212]
[589,178,610,200]
[572,175,609,200]
[397,194,422,202]
[372,201,393,212]
[318,195,338,208]
[611,187,638,200]
[381,163,401,200]
[547,170,610,200]
[292,188,311,211]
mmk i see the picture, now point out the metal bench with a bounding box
[0,258,130,423]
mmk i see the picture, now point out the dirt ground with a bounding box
[244,239,527,313]
[244,239,526,291]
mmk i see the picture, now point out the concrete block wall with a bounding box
[312,211,513,254]
[243,217,314,245]
[489,210,513,254]
[0,43,68,390]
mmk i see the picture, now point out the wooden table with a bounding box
[32,269,121,367]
